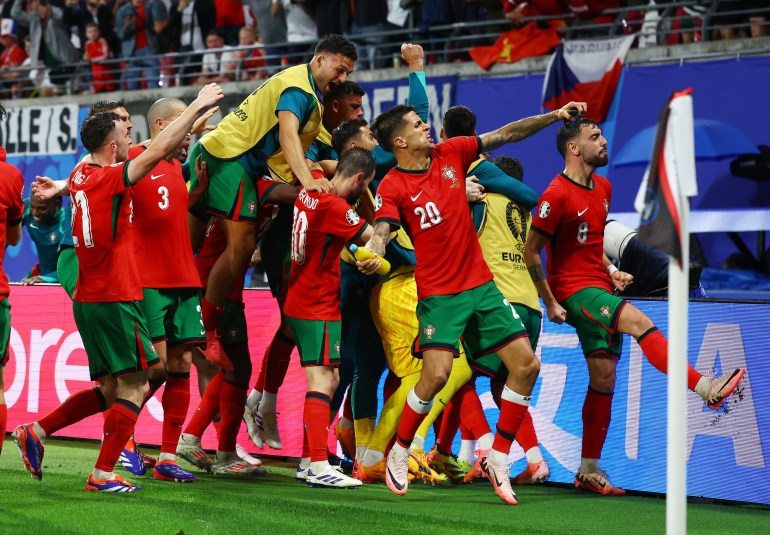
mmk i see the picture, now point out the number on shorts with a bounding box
[503,299,521,320]
[577,221,588,244]
[291,207,308,264]
[414,201,442,229]
[72,190,94,248]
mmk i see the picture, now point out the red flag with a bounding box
[469,22,561,71]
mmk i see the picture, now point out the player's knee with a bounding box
[424,368,450,392]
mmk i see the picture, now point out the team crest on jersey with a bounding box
[441,165,460,188]
[600,305,611,318]
[334,341,341,354]
[604,199,609,213]
[248,200,257,215]
[374,194,382,211]
[424,324,436,340]
[346,209,360,225]
[49,232,57,243]
[538,201,551,219]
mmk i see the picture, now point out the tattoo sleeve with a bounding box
[528,263,547,283]
[369,222,392,257]
[479,112,558,151]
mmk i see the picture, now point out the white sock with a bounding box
[355,446,367,461]
[695,376,710,399]
[406,388,433,415]
[458,439,476,463]
[310,460,330,474]
[501,385,531,407]
[525,446,544,464]
[246,389,262,410]
[580,458,600,473]
[339,416,354,430]
[158,453,176,462]
[410,434,425,452]
[91,468,113,480]
[476,432,493,451]
[180,432,200,444]
[32,422,47,442]
[362,449,384,466]
[299,457,311,469]
[489,449,509,465]
[259,391,277,413]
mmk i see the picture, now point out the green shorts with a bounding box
[57,246,78,299]
[221,299,248,347]
[139,287,206,348]
[260,205,293,299]
[73,300,160,380]
[473,303,541,379]
[413,280,528,362]
[562,287,627,359]
[286,316,341,368]
[188,142,260,223]
[0,298,10,367]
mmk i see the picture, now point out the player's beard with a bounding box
[587,152,609,168]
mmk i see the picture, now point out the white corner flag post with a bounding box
[634,90,697,534]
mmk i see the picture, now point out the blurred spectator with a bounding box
[20,34,55,97]
[215,0,245,45]
[386,0,411,30]
[0,31,26,97]
[307,0,349,37]
[230,25,266,81]
[11,0,80,94]
[71,0,121,56]
[281,0,316,63]
[239,0,287,71]
[116,0,169,90]
[350,0,389,69]
[194,28,235,84]
[20,195,65,285]
[170,0,215,85]
[502,0,621,36]
[83,22,114,92]
[713,0,768,40]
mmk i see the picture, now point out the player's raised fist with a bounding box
[556,101,587,121]
[196,83,225,108]
[401,43,424,70]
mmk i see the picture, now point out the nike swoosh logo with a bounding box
[578,208,588,216]
[411,190,423,202]
[151,173,165,180]
[387,467,405,491]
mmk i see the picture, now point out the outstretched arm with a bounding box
[479,101,587,152]
[524,229,566,324]
[358,221,392,275]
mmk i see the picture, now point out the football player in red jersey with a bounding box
[13,84,223,492]
[361,101,585,504]
[524,116,746,495]
[0,104,24,458]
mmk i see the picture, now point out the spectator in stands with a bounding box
[230,25,267,81]
[83,22,115,93]
[311,0,350,37]
[71,0,121,57]
[713,0,768,40]
[116,0,169,90]
[237,0,287,71]
[0,31,26,98]
[350,0,389,69]
[281,0,316,63]
[194,28,235,84]
[170,0,216,86]
[11,0,80,94]
[20,34,55,97]
[215,0,246,45]
[502,0,620,36]
[20,195,65,285]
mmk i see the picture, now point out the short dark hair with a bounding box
[556,117,598,158]
[372,104,414,153]
[337,147,375,180]
[88,99,126,117]
[207,28,225,40]
[80,112,121,153]
[492,156,524,182]
[323,81,365,105]
[442,105,476,138]
[315,34,357,61]
[331,118,368,156]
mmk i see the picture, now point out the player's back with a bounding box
[0,159,24,298]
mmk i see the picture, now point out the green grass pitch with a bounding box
[1,437,768,535]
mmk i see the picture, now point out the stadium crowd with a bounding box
[0,35,748,502]
[0,0,767,98]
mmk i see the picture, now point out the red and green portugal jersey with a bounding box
[530,173,613,302]
[283,188,368,321]
[0,159,24,299]
[68,160,143,302]
[373,136,492,300]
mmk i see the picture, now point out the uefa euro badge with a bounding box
[600,305,611,318]
[374,194,382,211]
[346,209,360,225]
[424,324,436,340]
[539,201,551,219]
[248,200,257,215]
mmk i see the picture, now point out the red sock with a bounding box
[460,424,473,441]
[581,387,613,459]
[213,420,222,442]
[201,297,224,334]
[257,332,294,393]
[514,411,539,452]
[304,392,331,462]
[638,327,702,391]
[457,384,491,440]
[491,398,529,454]
[0,404,6,453]
[39,387,106,436]
[160,372,190,454]
[302,425,311,459]
[218,380,247,452]
[95,399,139,472]
[436,386,464,453]
[185,371,224,437]
[395,393,431,449]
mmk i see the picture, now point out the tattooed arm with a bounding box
[524,229,567,324]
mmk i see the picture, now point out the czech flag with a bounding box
[469,21,561,71]
[542,34,635,123]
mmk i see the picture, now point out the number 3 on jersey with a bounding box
[414,201,442,229]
